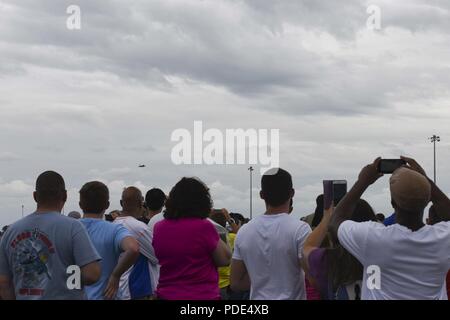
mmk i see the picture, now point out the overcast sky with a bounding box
[1,0,450,226]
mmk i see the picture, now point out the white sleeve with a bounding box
[232,230,243,261]
[137,225,159,265]
[296,223,312,259]
[337,221,373,264]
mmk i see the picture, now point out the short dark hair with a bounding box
[230,213,248,225]
[164,177,212,219]
[79,181,109,214]
[35,171,66,205]
[145,188,166,211]
[312,194,324,228]
[261,168,293,207]
[352,199,377,222]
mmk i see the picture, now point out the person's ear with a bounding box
[33,191,38,203]
[259,190,264,200]
[290,189,295,198]
[105,201,110,211]
[62,190,67,203]
[120,200,123,208]
[79,201,83,211]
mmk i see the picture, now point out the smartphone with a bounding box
[323,180,347,209]
[378,159,406,174]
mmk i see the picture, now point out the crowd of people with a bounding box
[0,156,449,300]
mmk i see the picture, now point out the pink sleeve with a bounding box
[203,220,220,253]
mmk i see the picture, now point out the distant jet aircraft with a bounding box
[138,164,146,168]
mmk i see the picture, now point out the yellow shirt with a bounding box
[218,233,236,289]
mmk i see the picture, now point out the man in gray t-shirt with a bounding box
[0,171,101,300]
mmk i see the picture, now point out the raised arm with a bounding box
[329,158,383,240]
[302,207,333,274]
[103,236,139,300]
[212,239,232,267]
[401,156,450,219]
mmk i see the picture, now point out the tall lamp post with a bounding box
[429,135,440,183]
[248,166,254,220]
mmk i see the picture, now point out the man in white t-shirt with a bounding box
[330,156,450,300]
[113,187,159,299]
[145,188,166,231]
[230,168,312,300]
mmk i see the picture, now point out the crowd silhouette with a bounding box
[0,156,449,300]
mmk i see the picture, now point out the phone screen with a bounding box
[378,159,406,174]
[323,180,347,209]
[333,181,347,206]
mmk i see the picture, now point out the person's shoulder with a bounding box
[341,220,382,229]
[56,213,80,224]
[433,220,450,227]
[64,216,90,233]
[234,220,253,240]
[200,217,219,230]
[430,221,450,234]
[283,214,311,231]
[131,217,151,231]
[91,219,123,232]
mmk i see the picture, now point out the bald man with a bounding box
[113,187,158,300]
[330,157,450,300]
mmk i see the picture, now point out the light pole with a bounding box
[429,135,440,183]
[248,166,254,220]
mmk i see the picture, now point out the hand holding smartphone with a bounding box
[377,159,406,174]
[323,180,347,209]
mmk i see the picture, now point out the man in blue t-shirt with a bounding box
[79,181,139,300]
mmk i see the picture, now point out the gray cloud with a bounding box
[1,0,450,226]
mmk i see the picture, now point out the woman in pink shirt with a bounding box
[153,177,231,300]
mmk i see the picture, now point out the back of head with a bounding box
[390,168,431,213]
[164,177,212,219]
[79,181,110,214]
[351,199,377,223]
[230,212,247,225]
[311,194,324,228]
[145,188,166,211]
[121,187,143,212]
[326,198,376,293]
[68,211,81,219]
[35,171,66,206]
[261,168,293,207]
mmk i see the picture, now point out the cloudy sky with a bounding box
[1,0,450,226]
